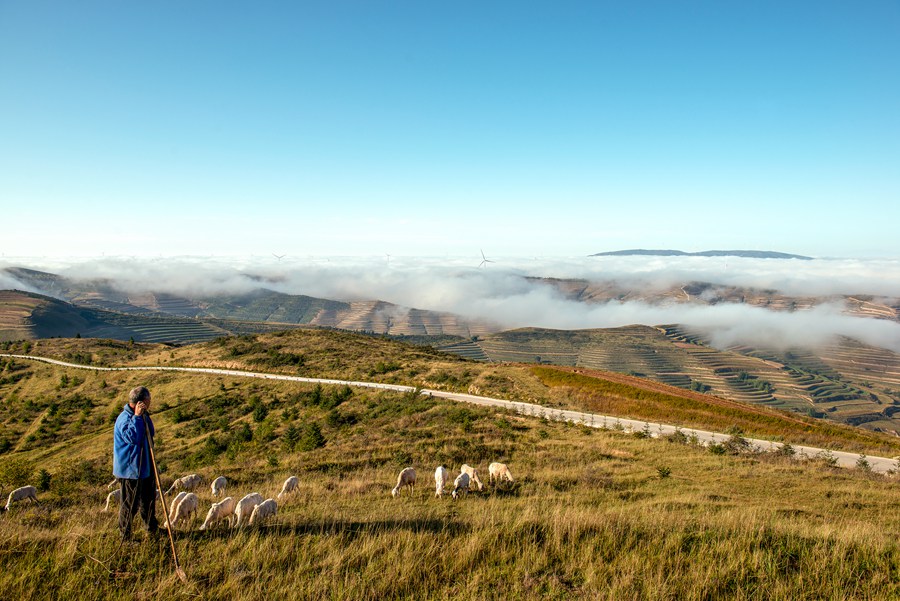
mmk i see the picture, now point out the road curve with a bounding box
[3,353,897,473]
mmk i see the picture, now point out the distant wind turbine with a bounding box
[479,249,495,268]
[273,253,286,262]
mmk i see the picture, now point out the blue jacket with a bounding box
[113,404,155,479]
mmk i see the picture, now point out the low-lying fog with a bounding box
[3,255,899,353]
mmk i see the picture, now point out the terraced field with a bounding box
[0,290,39,341]
[438,325,900,435]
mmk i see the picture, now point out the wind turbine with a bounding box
[273,253,286,262]
[479,249,494,268]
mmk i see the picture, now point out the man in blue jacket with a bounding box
[113,386,159,540]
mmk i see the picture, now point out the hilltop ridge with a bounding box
[591,249,814,260]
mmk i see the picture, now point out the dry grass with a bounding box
[1,333,900,599]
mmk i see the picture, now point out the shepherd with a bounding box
[113,386,159,541]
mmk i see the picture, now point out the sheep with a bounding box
[277,476,299,500]
[434,465,449,498]
[166,492,199,530]
[211,476,227,498]
[489,462,514,486]
[167,491,188,523]
[461,464,484,491]
[234,492,264,528]
[3,485,38,511]
[165,473,203,496]
[248,498,277,526]
[391,467,416,498]
[451,472,470,499]
[200,496,236,530]
[102,489,122,512]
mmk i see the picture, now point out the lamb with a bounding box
[3,485,38,511]
[461,464,484,491]
[277,476,299,500]
[200,496,236,530]
[165,473,203,496]
[391,467,416,498]
[166,492,199,529]
[102,489,121,512]
[248,498,277,526]
[434,466,449,498]
[451,472,470,499]
[489,462,514,486]
[211,476,227,498]
[234,492,264,528]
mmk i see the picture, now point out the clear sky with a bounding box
[1,1,898,259]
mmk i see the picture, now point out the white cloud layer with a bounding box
[2,255,899,353]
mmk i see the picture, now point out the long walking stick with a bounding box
[143,416,188,583]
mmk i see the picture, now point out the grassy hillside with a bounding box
[4,329,900,457]
[441,326,900,436]
[0,335,899,599]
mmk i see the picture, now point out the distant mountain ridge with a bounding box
[591,249,814,260]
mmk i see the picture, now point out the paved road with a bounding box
[3,353,897,473]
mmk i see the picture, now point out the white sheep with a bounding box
[489,462,514,486]
[167,491,188,523]
[166,492,199,530]
[248,498,277,526]
[3,485,38,511]
[102,489,121,512]
[200,496,236,530]
[461,464,484,491]
[452,472,470,499]
[211,476,227,498]
[234,492,264,528]
[391,467,416,498]
[277,476,299,500]
[165,473,203,496]
[434,466,449,498]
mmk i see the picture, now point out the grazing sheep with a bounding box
[277,476,299,500]
[168,491,188,517]
[489,462,514,486]
[451,473,470,499]
[391,467,416,498]
[248,498,277,526]
[200,496,236,530]
[102,489,122,512]
[461,464,484,491]
[234,492,264,528]
[211,476,227,498]
[3,485,38,511]
[166,492,199,530]
[434,466,449,498]
[165,473,203,496]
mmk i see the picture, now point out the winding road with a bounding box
[3,353,897,473]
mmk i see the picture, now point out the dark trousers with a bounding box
[118,477,158,538]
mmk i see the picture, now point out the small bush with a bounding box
[37,468,52,491]
[657,466,672,479]
[0,458,35,488]
[299,423,326,451]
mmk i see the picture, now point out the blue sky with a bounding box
[1,1,898,259]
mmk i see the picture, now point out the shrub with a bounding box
[657,466,672,479]
[37,468,51,492]
[282,424,300,451]
[0,458,35,488]
[299,423,326,451]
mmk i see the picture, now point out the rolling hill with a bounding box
[1,330,899,599]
